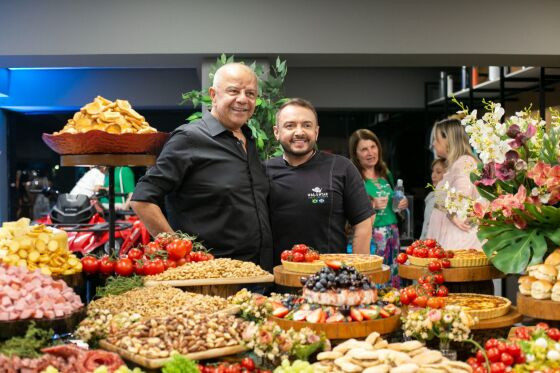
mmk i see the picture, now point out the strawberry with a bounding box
[292,310,309,321]
[270,301,284,310]
[326,313,345,323]
[359,308,380,320]
[379,309,391,318]
[383,304,398,315]
[350,307,364,321]
[325,260,343,270]
[272,306,290,318]
[306,308,325,323]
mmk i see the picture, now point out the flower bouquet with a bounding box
[402,305,475,343]
[448,98,560,274]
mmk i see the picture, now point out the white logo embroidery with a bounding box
[312,187,322,193]
[308,187,329,204]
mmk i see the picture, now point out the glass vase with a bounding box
[439,338,457,360]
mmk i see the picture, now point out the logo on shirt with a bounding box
[308,186,329,204]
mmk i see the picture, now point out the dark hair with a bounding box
[275,98,318,124]
[348,129,388,180]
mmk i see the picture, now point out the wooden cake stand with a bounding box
[517,293,560,321]
[398,264,505,295]
[274,264,391,288]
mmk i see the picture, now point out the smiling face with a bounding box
[433,129,449,158]
[274,104,319,159]
[209,64,258,130]
[355,139,379,170]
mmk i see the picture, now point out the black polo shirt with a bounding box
[132,113,273,269]
[264,151,374,265]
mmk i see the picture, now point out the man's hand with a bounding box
[130,201,174,237]
[352,216,373,255]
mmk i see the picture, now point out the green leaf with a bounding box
[545,227,560,246]
[256,97,263,107]
[257,137,264,150]
[186,112,202,122]
[478,224,547,273]
[526,204,560,226]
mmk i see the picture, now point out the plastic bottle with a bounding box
[392,179,405,212]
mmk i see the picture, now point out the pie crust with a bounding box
[444,293,511,320]
[282,254,383,274]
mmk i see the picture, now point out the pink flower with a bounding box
[489,185,527,217]
[473,200,490,219]
[258,329,273,345]
[428,309,442,322]
[527,161,551,187]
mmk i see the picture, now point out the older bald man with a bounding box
[131,63,273,269]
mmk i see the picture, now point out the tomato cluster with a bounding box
[280,244,320,263]
[81,232,213,277]
[467,338,525,373]
[397,239,453,267]
[197,357,269,373]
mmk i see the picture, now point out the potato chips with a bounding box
[54,96,157,135]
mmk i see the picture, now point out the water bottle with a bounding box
[392,179,405,212]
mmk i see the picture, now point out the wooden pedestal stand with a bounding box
[517,293,560,321]
[398,264,505,295]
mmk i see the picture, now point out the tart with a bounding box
[408,249,489,267]
[444,293,510,320]
[282,254,383,274]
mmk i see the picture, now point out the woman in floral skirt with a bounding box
[349,129,408,288]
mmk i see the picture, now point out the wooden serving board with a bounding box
[0,306,86,340]
[60,154,156,167]
[270,314,400,339]
[398,264,504,282]
[99,340,247,369]
[144,274,274,287]
[517,293,560,321]
[274,264,391,288]
[471,307,523,330]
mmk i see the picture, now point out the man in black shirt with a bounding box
[265,98,374,266]
[131,63,272,269]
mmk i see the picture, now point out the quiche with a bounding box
[282,254,383,274]
[408,249,489,267]
[444,293,510,320]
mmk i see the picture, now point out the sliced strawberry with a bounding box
[272,306,290,318]
[306,308,325,323]
[350,307,363,322]
[383,304,398,315]
[359,308,379,320]
[379,309,391,318]
[326,313,345,323]
[325,260,343,270]
[270,301,284,310]
[292,310,309,321]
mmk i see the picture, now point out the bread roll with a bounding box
[518,275,536,295]
[532,279,553,299]
[552,281,560,302]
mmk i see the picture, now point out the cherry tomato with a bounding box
[241,357,255,371]
[99,256,115,275]
[396,253,408,264]
[435,248,446,259]
[436,285,449,297]
[487,347,501,363]
[133,260,145,275]
[476,349,486,364]
[496,341,507,353]
[467,357,478,367]
[400,290,410,305]
[410,240,422,248]
[548,328,560,341]
[441,259,451,268]
[144,241,161,256]
[422,282,435,296]
[428,260,442,273]
[446,251,455,258]
[474,367,487,373]
[515,351,526,364]
[166,239,192,260]
[434,274,445,284]
[413,295,428,308]
[500,352,514,367]
[406,287,418,301]
[414,247,428,258]
[127,248,143,261]
[427,297,442,309]
[292,244,309,254]
[406,245,415,255]
[506,343,521,358]
[428,248,438,258]
[536,322,550,330]
[304,251,318,262]
[280,250,292,261]
[515,327,531,340]
[115,257,134,276]
[292,252,305,262]
[485,338,499,350]
[163,258,177,269]
[81,256,99,274]
[176,257,188,266]
[424,239,437,248]
[490,362,505,373]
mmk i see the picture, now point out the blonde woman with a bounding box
[427,118,482,250]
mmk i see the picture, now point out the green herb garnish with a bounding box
[95,275,144,298]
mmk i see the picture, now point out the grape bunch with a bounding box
[273,360,314,373]
[301,265,373,292]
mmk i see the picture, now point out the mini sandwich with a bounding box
[532,279,553,300]
[532,264,558,282]
[518,275,537,296]
[546,249,560,274]
[553,281,560,302]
